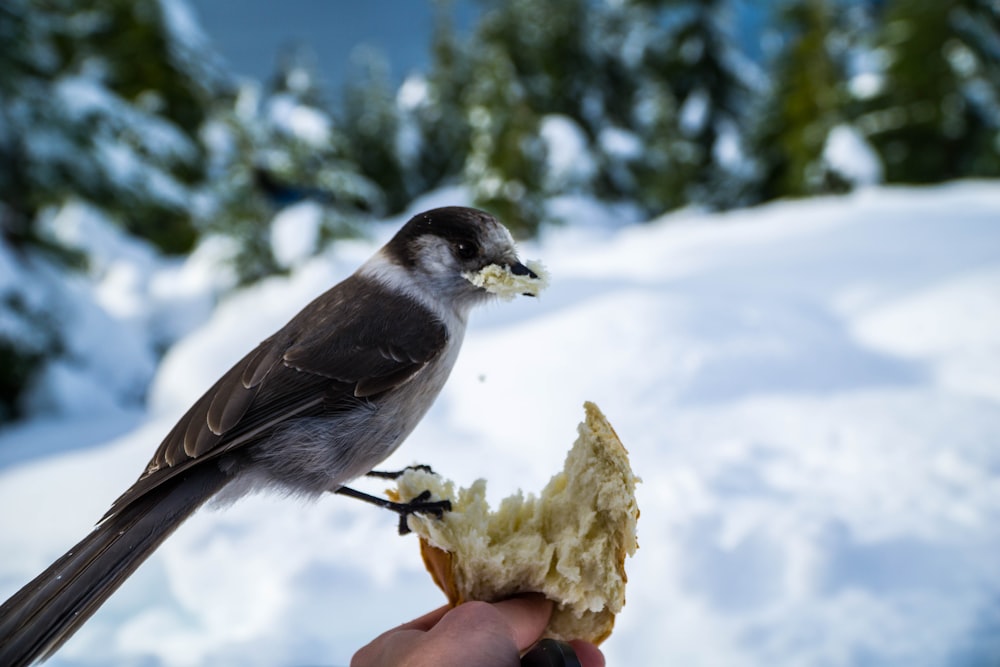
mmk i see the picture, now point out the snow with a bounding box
[713,117,748,173]
[0,209,156,418]
[849,71,883,100]
[158,0,210,51]
[33,74,196,212]
[270,200,323,269]
[265,93,332,145]
[597,126,642,160]
[156,0,229,96]
[680,87,709,136]
[396,73,429,111]
[395,74,431,164]
[539,114,596,191]
[823,124,884,187]
[2,182,1000,666]
[40,201,160,318]
[54,75,197,166]
[0,199,234,424]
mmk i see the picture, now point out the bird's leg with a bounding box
[334,486,451,535]
[365,464,435,480]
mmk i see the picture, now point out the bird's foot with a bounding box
[334,486,451,535]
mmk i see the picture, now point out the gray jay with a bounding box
[0,206,541,666]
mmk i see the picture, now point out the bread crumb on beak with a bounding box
[463,260,550,300]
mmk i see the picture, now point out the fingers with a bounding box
[352,595,609,667]
[489,594,554,651]
[393,604,451,632]
[428,594,552,654]
[351,605,450,666]
[569,640,606,667]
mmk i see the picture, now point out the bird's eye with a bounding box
[455,241,479,260]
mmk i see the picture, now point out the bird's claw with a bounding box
[396,490,452,535]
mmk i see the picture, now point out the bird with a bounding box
[0,206,541,666]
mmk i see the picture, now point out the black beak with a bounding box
[509,261,538,279]
[509,261,539,297]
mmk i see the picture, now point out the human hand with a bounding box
[351,595,605,667]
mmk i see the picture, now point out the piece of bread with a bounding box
[462,259,550,300]
[390,402,640,644]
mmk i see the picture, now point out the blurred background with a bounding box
[1,1,999,665]
[1,0,998,419]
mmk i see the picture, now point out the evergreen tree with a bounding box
[463,44,547,236]
[0,0,224,418]
[269,43,328,109]
[406,0,475,194]
[197,90,279,284]
[585,1,648,132]
[580,1,703,215]
[475,0,595,125]
[0,0,223,256]
[642,0,757,207]
[203,48,381,283]
[952,0,1000,176]
[340,47,410,214]
[862,0,1000,182]
[750,0,851,200]
[627,78,700,213]
[0,0,59,254]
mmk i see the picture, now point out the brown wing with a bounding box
[103,276,448,521]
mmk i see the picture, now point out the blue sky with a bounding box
[188,0,480,88]
[188,0,768,92]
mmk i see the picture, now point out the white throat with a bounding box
[357,249,470,334]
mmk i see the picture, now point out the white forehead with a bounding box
[481,218,517,253]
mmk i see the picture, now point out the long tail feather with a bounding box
[0,465,228,666]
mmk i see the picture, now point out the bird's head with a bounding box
[379,207,544,314]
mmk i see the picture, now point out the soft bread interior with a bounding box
[392,401,639,644]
